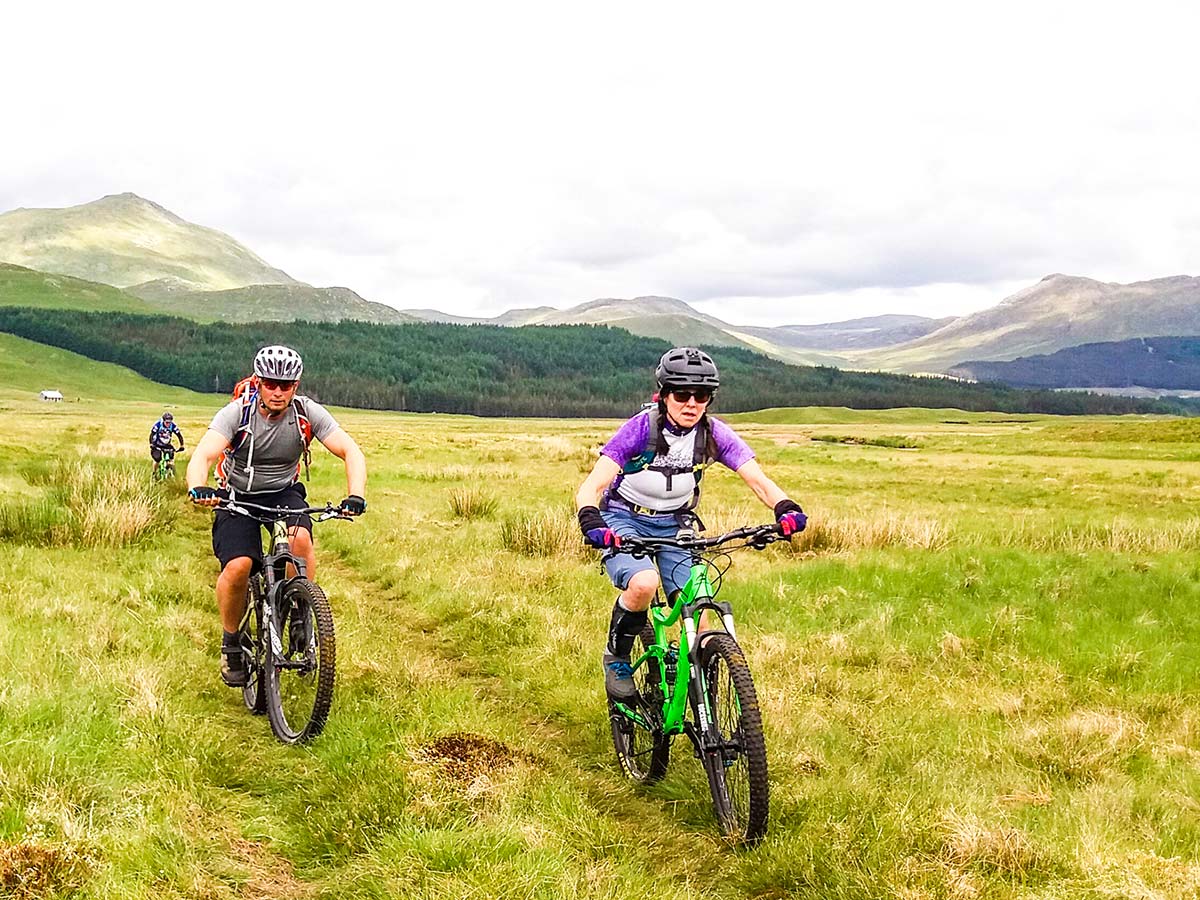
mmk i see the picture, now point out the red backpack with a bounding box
[216,375,313,491]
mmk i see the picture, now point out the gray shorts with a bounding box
[602,506,694,597]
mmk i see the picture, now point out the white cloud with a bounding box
[3,1,1200,325]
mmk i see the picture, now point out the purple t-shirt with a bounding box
[601,412,754,471]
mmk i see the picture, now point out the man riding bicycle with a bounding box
[575,347,807,702]
[186,345,367,687]
[149,411,185,467]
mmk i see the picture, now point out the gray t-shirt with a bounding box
[210,396,339,494]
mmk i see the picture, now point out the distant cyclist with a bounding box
[185,345,368,687]
[575,347,808,702]
[149,411,185,467]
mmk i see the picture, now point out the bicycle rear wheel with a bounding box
[265,578,335,744]
[240,577,267,715]
[696,633,769,845]
[610,625,670,784]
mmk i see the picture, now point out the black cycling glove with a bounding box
[189,486,218,502]
[340,495,367,516]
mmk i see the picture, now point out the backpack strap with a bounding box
[293,397,313,482]
[216,386,258,491]
[614,407,712,511]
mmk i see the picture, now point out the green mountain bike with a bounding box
[216,497,353,744]
[608,523,786,846]
[152,448,179,482]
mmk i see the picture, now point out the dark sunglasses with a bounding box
[668,388,713,404]
[260,378,298,391]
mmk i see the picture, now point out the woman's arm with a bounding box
[576,455,622,510]
[734,458,790,509]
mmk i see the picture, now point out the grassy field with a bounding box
[2,383,1200,898]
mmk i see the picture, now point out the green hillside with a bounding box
[127,282,416,325]
[0,263,156,314]
[0,331,204,403]
[0,307,1183,417]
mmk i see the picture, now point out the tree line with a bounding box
[0,307,1189,417]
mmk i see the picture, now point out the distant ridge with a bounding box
[858,274,1200,372]
[127,281,416,325]
[0,193,296,291]
[949,336,1200,391]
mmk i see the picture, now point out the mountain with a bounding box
[400,296,938,365]
[949,336,1200,391]
[0,193,296,291]
[858,274,1200,373]
[127,281,416,325]
[738,314,954,351]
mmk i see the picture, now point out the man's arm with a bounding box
[186,429,232,504]
[318,428,367,498]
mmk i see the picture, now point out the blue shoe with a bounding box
[603,651,638,703]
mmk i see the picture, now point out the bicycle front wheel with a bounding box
[240,577,267,715]
[610,625,670,784]
[696,633,769,845]
[265,578,336,744]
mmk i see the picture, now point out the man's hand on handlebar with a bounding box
[188,486,220,508]
[339,495,367,516]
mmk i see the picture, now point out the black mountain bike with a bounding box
[217,498,353,744]
[608,523,786,845]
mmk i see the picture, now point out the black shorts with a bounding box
[212,483,313,571]
[150,447,175,462]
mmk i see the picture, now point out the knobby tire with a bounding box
[696,633,769,845]
[265,578,336,744]
[240,577,268,715]
[610,624,670,784]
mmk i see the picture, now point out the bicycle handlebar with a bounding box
[617,523,786,558]
[215,498,355,523]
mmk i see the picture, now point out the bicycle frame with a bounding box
[256,517,311,663]
[617,555,741,750]
[610,523,782,734]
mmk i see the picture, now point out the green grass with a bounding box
[2,397,1200,898]
[0,264,155,314]
[0,331,205,404]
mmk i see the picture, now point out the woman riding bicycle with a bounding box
[575,347,807,702]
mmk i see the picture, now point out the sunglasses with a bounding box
[260,378,298,392]
[668,388,713,404]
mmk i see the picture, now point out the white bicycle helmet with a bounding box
[253,345,304,381]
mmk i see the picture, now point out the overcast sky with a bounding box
[3,2,1199,326]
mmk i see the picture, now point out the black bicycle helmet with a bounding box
[655,347,720,390]
[161,411,173,421]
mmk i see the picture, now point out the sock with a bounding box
[221,629,240,651]
[608,599,648,659]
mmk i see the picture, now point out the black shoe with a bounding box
[603,651,638,703]
[221,646,248,687]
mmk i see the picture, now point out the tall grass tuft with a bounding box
[0,840,94,899]
[998,518,1200,554]
[939,811,1041,875]
[788,510,950,553]
[448,487,499,520]
[0,457,168,548]
[500,508,588,558]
